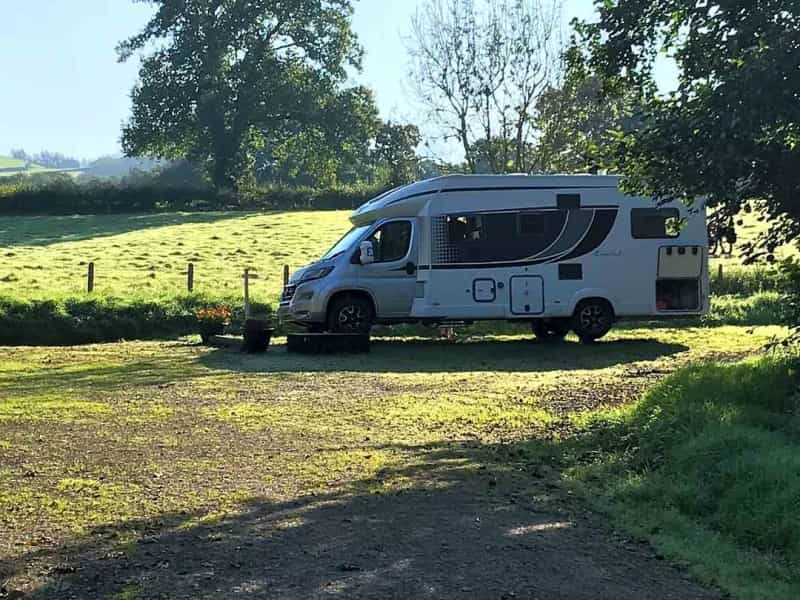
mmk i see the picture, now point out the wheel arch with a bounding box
[568,290,617,319]
[325,288,378,320]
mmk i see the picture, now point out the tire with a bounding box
[327,295,375,334]
[531,318,571,342]
[572,299,614,343]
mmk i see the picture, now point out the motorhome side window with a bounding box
[517,213,546,236]
[368,220,412,262]
[440,211,566,263]
[447,215,483,242]
[631,208,682,239]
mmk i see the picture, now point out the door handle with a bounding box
[405,261,417,275]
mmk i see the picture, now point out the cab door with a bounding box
[358,219,418,318]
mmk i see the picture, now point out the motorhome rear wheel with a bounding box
[572,299,614,343]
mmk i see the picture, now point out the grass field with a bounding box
[0,155,82,178]
[0,325,788,598]
[0,157,29,170]
[0,209,790,302]
[0,211,350,301]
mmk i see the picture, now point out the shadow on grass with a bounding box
[0,212,253,248]
[0,351,206,397]
[201,337,690,374]
[0,440,715,600]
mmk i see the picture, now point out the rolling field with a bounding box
[0,155,82,178]
[0,211,352,301]
[0,209,789,303]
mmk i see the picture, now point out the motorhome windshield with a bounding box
[322,224,371,259]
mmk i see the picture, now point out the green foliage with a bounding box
[571,1,800,258]
[710,265,783,296]
[570,356,800,596]
[0,294,271,346]
[535,75,642,174]
[373,121,422,187]
[0,175,383,215]
[776,258,800,346]
[119,0,363,189]
[257,86,383,188]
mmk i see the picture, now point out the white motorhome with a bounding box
[278,175,708,342]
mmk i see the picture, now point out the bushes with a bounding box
[0,174,386,216]
[710,264,783,296]
[570,356,800,597]
[0,295,272,346]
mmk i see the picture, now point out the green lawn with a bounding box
[0,325,785,598]
[0,211,352,301]
[0,209,788,301]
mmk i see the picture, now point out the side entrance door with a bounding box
[359,219,418,318]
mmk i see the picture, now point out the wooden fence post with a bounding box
[243,269,250,318]
[718,263,724,281]
[87,262,94,293]
[283,264,289,287]
[187,262,195,292]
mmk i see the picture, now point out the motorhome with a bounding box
[278,175,709,342]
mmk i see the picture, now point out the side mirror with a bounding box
[359,240,375,265]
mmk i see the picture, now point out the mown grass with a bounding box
[0,325,787,597]
[0,211,351,300]
[1,210,789,301]
[564,354,800,600]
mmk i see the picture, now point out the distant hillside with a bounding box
[0,156,81,177]
[81,156,163,179]
[0,156,31,171]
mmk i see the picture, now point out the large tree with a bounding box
[119,0,362,189]
[373,122,422,187]
[258,85,381,187]
[572,1,800,260]
[407,0,564,174]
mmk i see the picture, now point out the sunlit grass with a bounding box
[0,211,352,301]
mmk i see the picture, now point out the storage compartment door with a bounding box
[473,278,497,303]
[510,276,544,315]
[658,246,703,278]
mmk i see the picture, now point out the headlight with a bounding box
[299,266,334,283]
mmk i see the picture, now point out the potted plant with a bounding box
[195,305,232,345]
[243,314,275,353]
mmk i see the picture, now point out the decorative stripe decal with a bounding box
[559,210,618,260]
[426,208,619,270]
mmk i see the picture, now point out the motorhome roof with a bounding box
[436,174,619,190]
[351,174,620,223]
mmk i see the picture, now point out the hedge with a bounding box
[0,295,272,346]
[0,175,385,216]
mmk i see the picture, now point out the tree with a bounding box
[534,74,642,174]
[407,0,564,174]
[373,122,422,187]
[258,86,381,187]
[571,1,800,260]
[119,0,362,190]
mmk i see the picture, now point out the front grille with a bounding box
[280,284,297,304]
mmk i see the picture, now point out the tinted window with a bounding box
[518,213,546,236]
[440,210,567,263]
[631,208,681,239]
[368,221,412,262]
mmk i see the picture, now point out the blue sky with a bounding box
[1,1,640,160]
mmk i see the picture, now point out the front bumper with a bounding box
[277,282,325,324]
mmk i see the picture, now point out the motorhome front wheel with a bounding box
[327,295,375,334]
